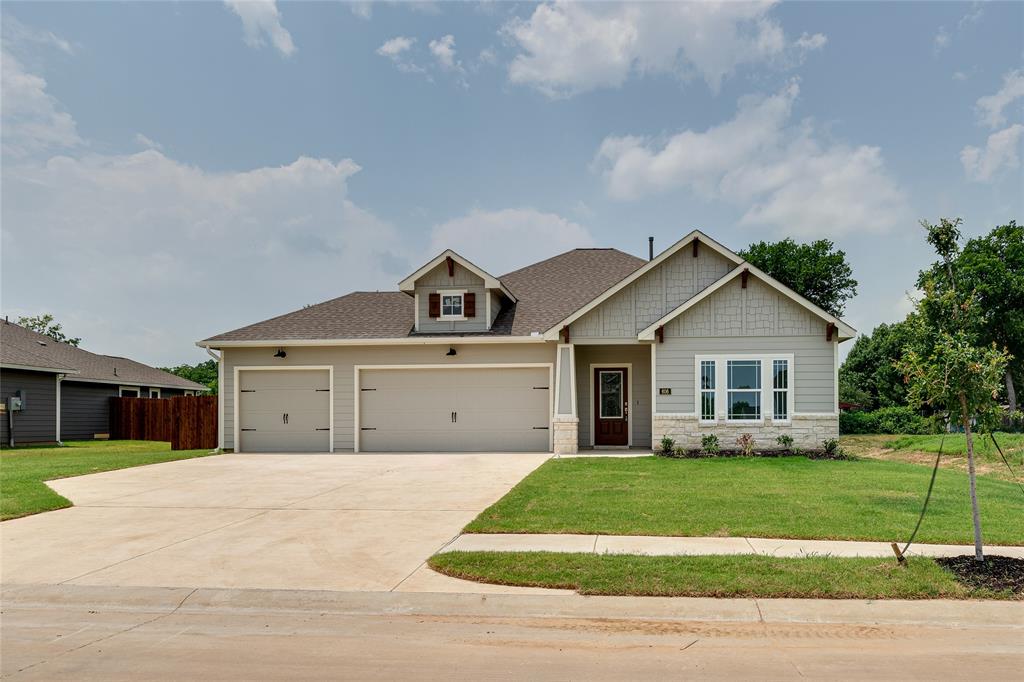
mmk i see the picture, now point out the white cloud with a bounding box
[933,26,950,54]
[3,15,75,55]
[134,133,164,151]
[952,70,969,82]
[593,81,909,237]
[377,36,415,59]
[503,1,823,98]
[428,208,594,275]
[428,34,459,71]
[794,32,827,51]
[975,69,1024,129]
[0,51,81,158]
[960,124,1024,182]
[957,2,984,30]
[224,0,296,57]
[350,2,373,20]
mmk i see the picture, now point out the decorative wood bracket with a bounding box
[561,325,570,343]
[445,256,455,277]
[655,325,665,344]
[826,322,836,342]
[741,269,749,289]
[692,237,699,258]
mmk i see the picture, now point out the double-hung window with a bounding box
[773,359,789,421]
[440,293,463,319]
[699,360,716,421]
[727,360,761,420]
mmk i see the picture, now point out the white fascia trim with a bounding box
[542,230,743,340]
[398,249,517,302]
[353,362,555,453]
[197,336,548,349]
[235,365,334,454]
[1,363,78,375]
[638,265,857,341]
[638,266,745,339]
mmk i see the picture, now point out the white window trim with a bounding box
[698,359,716,423]
[438,289,467,321]
[588,363,633,447]
[693,354,794,425]
[772,359,790,421]
[118,386,141,397]
[149,388,162,399]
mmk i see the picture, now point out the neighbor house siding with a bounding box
[0,369,58,445]
[221,343,557,452]
[415,261,490,333]
[574,344,652,448]
[569,246,733,340]
[60,381,118,440]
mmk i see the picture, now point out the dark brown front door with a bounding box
[594,367,628,446]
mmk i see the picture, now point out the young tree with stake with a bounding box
[896,218,1011,562]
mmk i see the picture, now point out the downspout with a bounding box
[205,347,225,451]
[56,373,65,446]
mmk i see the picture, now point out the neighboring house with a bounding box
[199,230,855,455]
[1,321,207,445]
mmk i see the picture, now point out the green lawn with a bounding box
[1,440,213,521]
[464,456,1024,545]
[429,551,1011,599]
[888,433,1024,460]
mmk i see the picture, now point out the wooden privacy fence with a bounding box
[110,395,218,450]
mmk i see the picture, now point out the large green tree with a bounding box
[16,313,81,346]
[918,221,1022,413]
[160,359,218,394]
[839,319,918,410]
[739,239,858,317]
[897,218,1011,562]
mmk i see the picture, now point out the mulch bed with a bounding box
[935,555,1024,594]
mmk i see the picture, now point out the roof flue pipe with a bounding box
[648,236,654,261]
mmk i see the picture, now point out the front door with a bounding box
[594,368,628,446]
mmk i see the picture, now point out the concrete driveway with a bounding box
[0,453,550,592]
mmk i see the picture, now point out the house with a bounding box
[198,230,855,455]
[1,320,208,445]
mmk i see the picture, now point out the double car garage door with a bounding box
[238,366,551,453]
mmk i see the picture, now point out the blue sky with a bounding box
[2,1,1021,366]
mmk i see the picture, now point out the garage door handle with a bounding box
[361,427,376,431]
[315,428,330,431]
[241,428,255,432]
[533,426,549,430]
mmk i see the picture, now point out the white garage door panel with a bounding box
[359,367,550,453]
[238,369,331,453]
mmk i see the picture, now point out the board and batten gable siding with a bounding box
[574,344,652,448]
[221,343,557,452]
[415,261,490,333]
[0,369,58,444]
[655,277,836,414]
[569,246,733,340]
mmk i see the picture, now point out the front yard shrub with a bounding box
[839,406,934,435]
[813,437,849,460]
[735,433,756,456]
[775,434,794,453]
[659,436,675,456]
[700,434,720,456]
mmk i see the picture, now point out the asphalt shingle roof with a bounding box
[0,321,207,390]
[201,248,647,343]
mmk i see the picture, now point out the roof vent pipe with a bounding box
[648,236,654,261]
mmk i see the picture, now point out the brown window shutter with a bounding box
[428,293,440,318]
[464,292,476,318]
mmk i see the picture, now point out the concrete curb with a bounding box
[3,583,1021,629]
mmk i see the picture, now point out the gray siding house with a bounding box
[1,321,207,445]
[199,231,855,455]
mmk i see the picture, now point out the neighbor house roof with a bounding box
[0,321,207,390]
[199,248,646,345]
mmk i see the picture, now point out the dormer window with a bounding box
[441,293,463,319]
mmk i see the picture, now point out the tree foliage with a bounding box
[839,319,918,410]
[17,313,81,346]
[160,359,218,394]
[739,238,858,317]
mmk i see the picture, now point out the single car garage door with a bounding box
[238,369,331,453]
[359,366,551,452]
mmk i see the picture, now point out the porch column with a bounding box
[552,343,578,455]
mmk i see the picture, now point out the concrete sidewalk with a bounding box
[442,533,1024,559]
